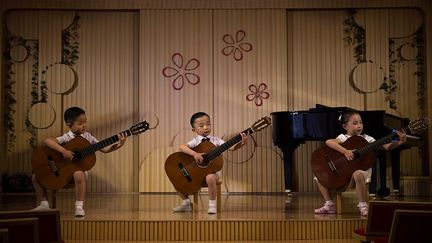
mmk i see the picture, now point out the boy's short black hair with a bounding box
[190,112,210,127]
[64,107,85,124]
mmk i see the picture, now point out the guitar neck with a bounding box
[79,129,131,157]
[355,128,405,157]
[204,127,253,161]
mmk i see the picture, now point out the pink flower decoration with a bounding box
[222,30,253,61]
[246,83,270,106]
[162,53,200,90]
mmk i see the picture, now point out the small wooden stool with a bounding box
[193,180,222,213]
[51,181,75,208]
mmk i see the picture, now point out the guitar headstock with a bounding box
[251,116,272,132]
[130,121,150,135]
[407,118,429,135]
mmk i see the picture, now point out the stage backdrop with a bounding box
[1,8,427,193]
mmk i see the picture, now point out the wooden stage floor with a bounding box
[0,192,429,241]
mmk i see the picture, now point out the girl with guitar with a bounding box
[313,110,407,217]
[32,107,127,217]
[171,112,248,214]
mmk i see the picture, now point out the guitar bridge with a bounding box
[325,155,340,177]
[177,163,192,182]
[48,156,60,177]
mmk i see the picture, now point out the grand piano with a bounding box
[271,104,421,197]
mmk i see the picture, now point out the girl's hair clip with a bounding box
[338,114,342,122]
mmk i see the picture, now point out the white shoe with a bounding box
[208,205,217,214]
[75,206,85,217]
[172,203,192,212]
[32,205,50,210]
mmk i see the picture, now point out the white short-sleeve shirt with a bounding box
[56,131,99,145]
[336,134,376,144]
[186,135,225,148]
[187,135,225,176]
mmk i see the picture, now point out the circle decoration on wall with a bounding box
[28,102,56,129]
[10,44,29,63]
[349,60,386,94]
[43,63,78,94]
[400,43,417,61]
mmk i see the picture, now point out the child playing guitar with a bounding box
[171,112,248,214]
[313,110,407,217]
[31,107,127,217]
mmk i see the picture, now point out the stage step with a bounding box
[61,218,366,241]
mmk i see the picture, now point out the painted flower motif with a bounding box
[162,53,200,90]
[222,30,253,61]
[246,83,270,106]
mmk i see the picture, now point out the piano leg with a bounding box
[370,160,378,195]
[279,144,298,193]
[391,149,401,194]
[377,151,390,198]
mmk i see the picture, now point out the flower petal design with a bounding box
[162,67,179,77]
[254,97,263,106]
[248,84,258,93]
[236,30,246,43]
[239,43,253,52]
[172,53,183,68]
[258,83,268,92]
[185,58,200,71]
[185,73,200,85]
[260,91,270,99]
[223,34,235,44]
[222,46,235,56]
[172,75,184,90]
[233,48,243,61]
[246,93,256,101]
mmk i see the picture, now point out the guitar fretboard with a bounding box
[355,128,407,157]
[79,129,131,158]
[203,127,253,162]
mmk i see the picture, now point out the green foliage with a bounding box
[343,10,366,64]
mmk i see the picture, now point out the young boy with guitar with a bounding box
[312,110,407,217]
[171,112,249,214]
[32,107,127,217]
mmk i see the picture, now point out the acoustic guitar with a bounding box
[31,121,150,190]
[311,118,428,190]
[165,116,271,195]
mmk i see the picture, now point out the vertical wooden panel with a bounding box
[139,10,213,192]
[63,11,137,192]
[214,9,287,192]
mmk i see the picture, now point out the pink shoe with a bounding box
[314,201,336,214]
[358,202,368,217]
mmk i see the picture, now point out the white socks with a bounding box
[40,200,50,208]
[357,201,368,208]
[209,199,216,207]
[182,198,191,205]
[75,200,84,208]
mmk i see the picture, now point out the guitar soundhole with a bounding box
[201,155,209,167]
[73,151,83,161]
